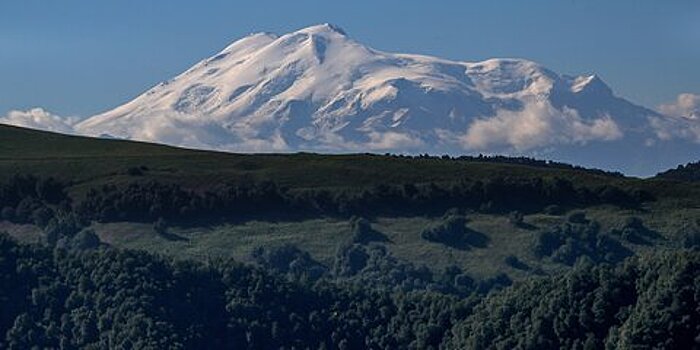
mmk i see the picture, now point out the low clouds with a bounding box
[649,93,700,144]
[302,129,425,153]
[658,93,700,119]
[0,103,627,154]
[0,108,79,133]
[455,101,623,151]
[5,100,700,159]
[649,115,700,143]
[78,111,292,153]
[364,131,425,151]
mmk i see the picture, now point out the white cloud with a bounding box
[0,108,79,133]
[76,110,292,153]
[649,115,700,143]
[650,93,700,143]
[658,93,700,119]
[365,131,424,151]
[453,101,623,151]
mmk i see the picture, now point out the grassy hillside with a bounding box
[89,209,650,279]
[0,124,635,192]
[2,124,698,279]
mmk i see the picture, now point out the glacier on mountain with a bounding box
[74,24,645,153]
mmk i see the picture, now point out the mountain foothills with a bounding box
[2,24,700,175]
[0,124,700,348]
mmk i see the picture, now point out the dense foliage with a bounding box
[445,251,700,349]
[0,172,648,233]
[0,175,68,226]
[533,212,632,265]
[656,161,700,181]
[419,214,490,250]
[0,234,697,349]
[70,176,646,225]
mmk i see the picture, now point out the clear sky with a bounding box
[1,0,698,118]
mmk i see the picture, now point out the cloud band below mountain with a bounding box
[449,101,623,151]
[658,93,700,119]
[3,97,700,167]
[0,108,78,134]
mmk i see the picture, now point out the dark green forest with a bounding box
[1,125,700,349]
[1,234,698,349]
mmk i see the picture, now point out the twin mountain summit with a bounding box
[10,24,700,175]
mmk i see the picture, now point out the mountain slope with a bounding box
[0,23,686,175]
[74,25,657,156]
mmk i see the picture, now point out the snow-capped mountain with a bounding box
[74,24,651,151]
[7,24,700,175]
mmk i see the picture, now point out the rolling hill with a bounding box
[0,123,634,191]
[1,124,699,349]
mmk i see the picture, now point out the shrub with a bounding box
[126,167,144,176]
[1,207,15,221]
[611,216,654,244]
[31,206,54,228]
[154,217,168,235]
[567,211,588,224]
[56,229,101,251]
[678,225,700,249]
[421,215,467,245]
[73,229,101,250]
[533,219,631,265]
[504,255,529,270]
[252,244,326,280]
[544,205,564,215]
[349,217,387,244]
[508,211,524,227]
[43,212,84,246]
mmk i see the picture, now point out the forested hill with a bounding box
[1,124,700,349]
[0,234,698,349]
[657,161,700,182]
[0,123,662,228]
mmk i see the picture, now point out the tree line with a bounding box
[0,173,650,232]
[382,153,626,178]
[72,176,648,225]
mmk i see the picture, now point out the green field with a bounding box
[71,205,687,282]
[90,215,563,279]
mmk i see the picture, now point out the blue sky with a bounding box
[1,0,698,117]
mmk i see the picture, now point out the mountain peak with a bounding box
[570,74,613,96]
[72,24,662,175]
[296,23,347,36]
[220,31,278,54]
